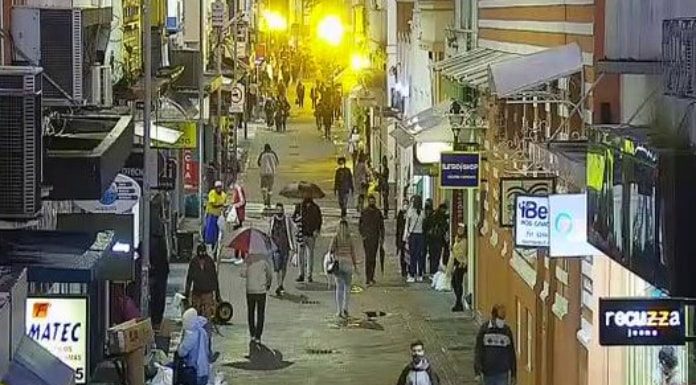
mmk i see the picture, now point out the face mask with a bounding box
[494,318,505,328]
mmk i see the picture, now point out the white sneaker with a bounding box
[406,276,415,283]
[416,276,424,282]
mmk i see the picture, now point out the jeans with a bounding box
[408,233,426,277]
[452,266,465,307]
[483,373,511,385]
[363,238,379,283]
[246,293,266,339]
[335,268,352,314]
[338,192,349,218]
[299,234,316,278]
[428,239,443,274]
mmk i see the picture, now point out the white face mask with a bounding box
[494,318,505,328]
[402,204,409,210]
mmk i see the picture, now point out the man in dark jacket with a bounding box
[333,157,354,218]
[475,304,517,385]
[184,244,222,320]
[359,195,385,285]
[427,203,449,273]
[395,198,409,278]
[396,340,440,385]
[294,196,323,283]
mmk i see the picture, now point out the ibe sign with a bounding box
[514,195,549,247]
[26,297,89,383]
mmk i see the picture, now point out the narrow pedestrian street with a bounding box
[168,109,478,385]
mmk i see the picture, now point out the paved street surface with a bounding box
[168,106,479,385]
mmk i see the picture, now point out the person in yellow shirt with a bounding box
[203,181,227,252]
[446,223,467,312]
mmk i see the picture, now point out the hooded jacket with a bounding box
[178,309,210,380]
[242,255,273,294]
[396,358,440,385]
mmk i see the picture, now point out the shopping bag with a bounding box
[151,363,173,385]
[226,206,239,225]
[431,271,452,292]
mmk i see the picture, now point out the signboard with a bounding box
[153,121,197,149]
[499,177,555,226]
[549,193,600,257]
[514,195,549,247]
[439,151,480,189]
[183,149,199,191]
[211,0,226,28]
[74,174,141,214]
[599,298,685,346]
[229,84,245,113]
[121,151,176,190]
[26,297,88,383]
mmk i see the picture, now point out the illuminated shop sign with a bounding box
[439,151,480,189]
[26,297,89,383]
[599,298,685,346]
[514,195,549,247]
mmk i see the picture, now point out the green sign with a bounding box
[153,121,197,149]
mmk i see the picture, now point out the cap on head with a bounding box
[214,180,223,188]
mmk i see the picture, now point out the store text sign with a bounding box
[599,298,685,346]
[514,195,549,247]
[439,152,480,189]
[26,297,89,383]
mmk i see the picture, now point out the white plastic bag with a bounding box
[290,250,299,267]
[431,271,452,292]
[226,205,239,225]
[151,364,173,385]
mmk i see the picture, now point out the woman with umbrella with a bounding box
[269,202,295,296]
[229,227,274,344]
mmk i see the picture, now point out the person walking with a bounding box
[380,155,390,218]
[264,96,276,128]
[203,181,227,253]
[296,81,305,108]
[348,127,360,169]
[257,144,279,208]
[395,198,410,279]
[293,195,323,282]
[269,203,295,296]
[310,86,317,110]
[427,203,449,275]
[184,244,222,320]
[322,100,333,139]
[474,305,517,385]
[403,195,426,282]
[329,219,358,318]
[446,223,467,312]
[354,154,369,210]
[229,180,247,260]
[278,96,291,132]
[396,341,440,385]
[359,195,385,285]
[242,253,273,344]
[334,156,354,218]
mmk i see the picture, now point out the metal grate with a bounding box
[40,9,75,100]
[663,18,696,99]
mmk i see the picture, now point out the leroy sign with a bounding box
[439,152,480,189]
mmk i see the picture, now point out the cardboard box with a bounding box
[107,318,153,354]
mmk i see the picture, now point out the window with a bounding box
[516,299,521,355]
[526,309,533,371]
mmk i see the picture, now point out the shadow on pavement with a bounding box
[270,292,309,303]
[295,281,333,291]
[331,316,385,331]
[222,343,294,371]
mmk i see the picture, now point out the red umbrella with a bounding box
[228,227,275,255]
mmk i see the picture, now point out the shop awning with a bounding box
[134,122,183,144]
[434,48,518,90]
[389,126,415,147]
[489,43,583,97]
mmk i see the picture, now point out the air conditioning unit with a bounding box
[11,5,112,106]
[0,66,43,219]
[89,64,113,107]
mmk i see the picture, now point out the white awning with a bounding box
[434,48,518,90]
[134,122,183,144]
[489,43,583,97]
[389,126,415,147]
[400,101,450,133]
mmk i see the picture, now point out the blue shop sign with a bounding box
[439,151,480,189]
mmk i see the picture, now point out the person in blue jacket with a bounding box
[178,308,211,385]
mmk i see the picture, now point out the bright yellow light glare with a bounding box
[350,53,370,71]
[317,15,344,46]
[263,10,287,31]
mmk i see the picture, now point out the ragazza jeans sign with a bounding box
[599,298,685,346]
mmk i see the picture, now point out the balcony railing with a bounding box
[663,18,696,99]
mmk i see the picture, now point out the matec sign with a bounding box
[599,298,685,346]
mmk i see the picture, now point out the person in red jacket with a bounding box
[230,180,247,260]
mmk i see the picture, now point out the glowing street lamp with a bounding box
[350,53,370,71]
[317,15,344,46]
[262,10,287,31]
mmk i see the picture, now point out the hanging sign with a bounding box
[183,150,199,191]
[514,195,549,247]
[499,177,555,226]
[439,151,480,189]
[26,297,89,383]
[549,193,601,257]
[74,174,141,214]
[229,83,245,113]
[599,298,685,346]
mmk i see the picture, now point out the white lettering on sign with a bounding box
[604,310,682,328]
[442,163,479,171]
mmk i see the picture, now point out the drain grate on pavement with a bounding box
[306,348,337,355]
[300,299,320,305]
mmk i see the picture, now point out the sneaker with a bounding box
[279,286,285,295]
[275,287,282,296]
[452,304,464,312]
[296,276,305,283]
[406,276,415,283]
[254,338,261,344]
[308,276,314,283]
[342,310,349,318]
[416,276,424,282]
